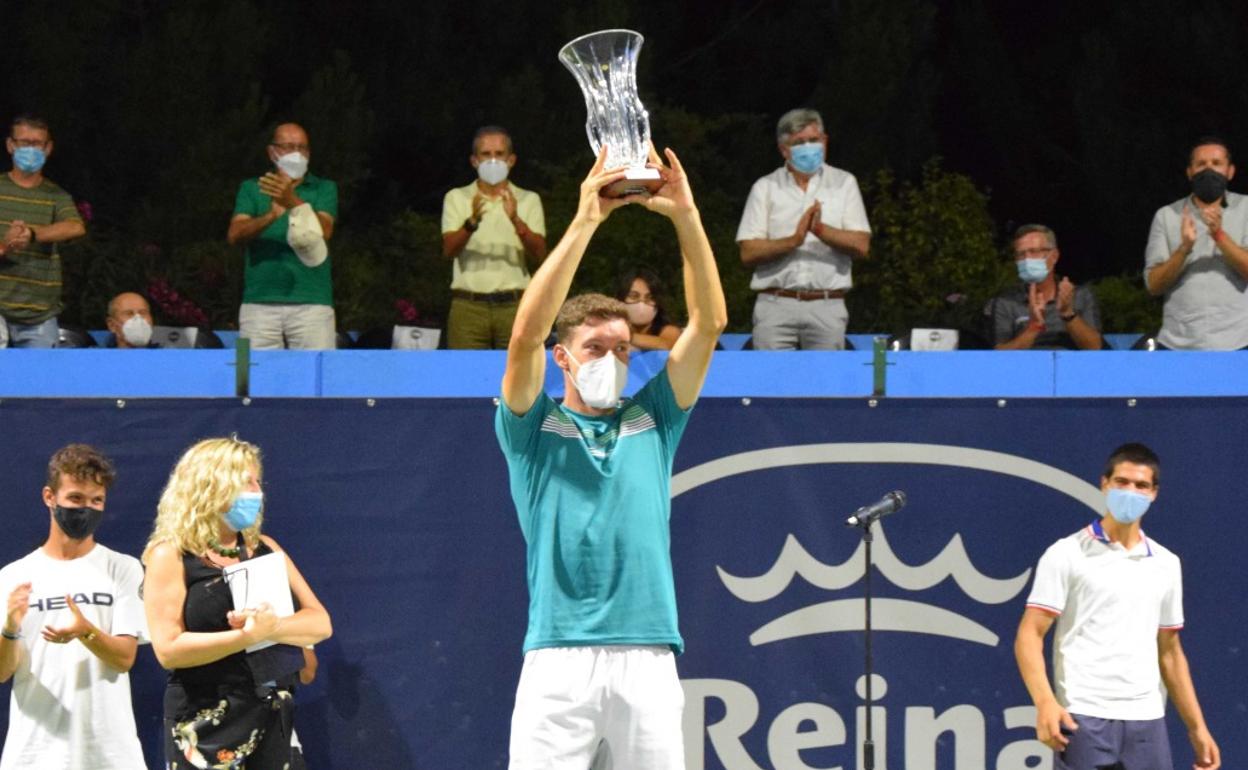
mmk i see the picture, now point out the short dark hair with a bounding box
[555,293,629,344]
[11,113,50,137]
[1102,442,1160,487]
[46,444,116,491]
[1188,135,1232,165]
[472,125,513,155]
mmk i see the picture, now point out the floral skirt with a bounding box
[164,681,295,770]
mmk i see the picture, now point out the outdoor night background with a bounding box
[1,0,1243,337]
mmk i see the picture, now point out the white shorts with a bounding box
[508,645,686,770]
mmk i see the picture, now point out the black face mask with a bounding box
[53,505,104,540]
[1191,168,1228,205]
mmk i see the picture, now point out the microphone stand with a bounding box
[851,514,878,770]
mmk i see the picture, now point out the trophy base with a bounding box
[603,168,663,198]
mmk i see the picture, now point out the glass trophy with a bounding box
[558,29,663,197]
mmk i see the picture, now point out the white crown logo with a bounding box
[672,442,1105,647]
[717,524,1029,646]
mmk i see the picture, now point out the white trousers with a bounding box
[239,303,336,350]
[508,645,686,770]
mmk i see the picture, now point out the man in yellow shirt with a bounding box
[441,126,547,349]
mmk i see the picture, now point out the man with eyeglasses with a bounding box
[228,122,339,349]
[0,114,87,348]
[988,224,1102,350]
[736,107,871,350]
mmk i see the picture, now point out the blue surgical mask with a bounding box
[1016,258,1049,283]
[225,491,263,532]
[788,142,824,175]
[1106,487,1152,525]
[12,146,45,174]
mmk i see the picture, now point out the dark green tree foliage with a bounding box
[2,0,1235,332]
[850,160,1009,335]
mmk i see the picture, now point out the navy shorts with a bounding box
[1056,714,1172,770]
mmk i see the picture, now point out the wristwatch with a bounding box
[1061,313,1077,322]
[463,217,479,233]
[81,629,98,642]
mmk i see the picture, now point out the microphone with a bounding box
[845,491,907,527]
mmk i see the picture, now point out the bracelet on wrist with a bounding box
[1213,228,1227,243]
[1061,313,1077,322]
[80,629,98,643]
[463,217,479,233]
[1,627,20,641]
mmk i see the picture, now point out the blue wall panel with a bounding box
[0,397,1241,768]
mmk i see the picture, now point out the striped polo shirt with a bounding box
[496,369,693,653]
[0,174,81,324]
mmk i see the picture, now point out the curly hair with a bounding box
[46,444,116,491]
[143,437,264,562]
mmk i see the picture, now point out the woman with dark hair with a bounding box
[615,267,682,351]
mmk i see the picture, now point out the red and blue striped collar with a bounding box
[1088,519,1153,556]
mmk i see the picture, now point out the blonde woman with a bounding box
[143,437,331,770]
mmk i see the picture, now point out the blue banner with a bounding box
[0,397,1241,768]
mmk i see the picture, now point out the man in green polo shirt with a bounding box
[0,114,87,348]
[228,122,339,349]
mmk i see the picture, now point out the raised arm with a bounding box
[640,148,727,408]
[500,148,630,416]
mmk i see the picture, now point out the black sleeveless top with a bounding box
[168,541,302,689]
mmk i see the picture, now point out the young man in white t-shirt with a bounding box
[1014,443,1220,770]
[0,444,146,769]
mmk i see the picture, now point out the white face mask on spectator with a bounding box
[625,302,657,327]
[275,151,309,180]
[477,158,509,186]
[121,315,153,347]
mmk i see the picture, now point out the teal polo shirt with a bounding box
[233,173,338,305]
[496,369,693,653]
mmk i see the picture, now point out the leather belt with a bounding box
[760,288,847,301]
[452,289,523,303]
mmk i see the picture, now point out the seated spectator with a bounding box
[988,224,1102,350]
[615,267,681,351]
[105,291,155,348]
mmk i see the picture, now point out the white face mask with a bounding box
[625,302,657,327]
[121,315,153,347]
[275,151,309,179]
[476,158,509,186]
[564,348,629,409]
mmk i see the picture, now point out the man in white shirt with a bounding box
[1014,443,1219,770]
[736,108,871,350]
[0,444,146,769]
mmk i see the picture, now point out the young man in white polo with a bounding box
[1014,443,1220,770]
[496,145,726,768]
